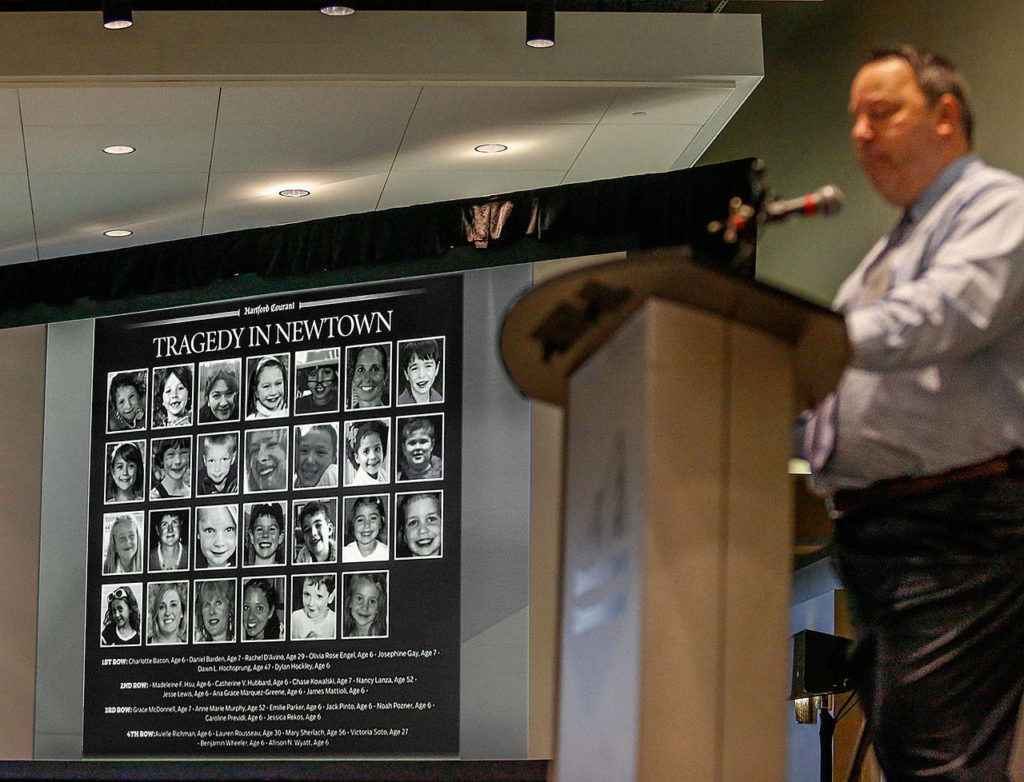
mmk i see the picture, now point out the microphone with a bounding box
[764,185,844,222]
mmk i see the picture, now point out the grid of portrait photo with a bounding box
[97,336,449,648]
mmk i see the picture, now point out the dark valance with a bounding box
[0,158,756,328]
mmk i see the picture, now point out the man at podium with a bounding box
[804,45,1024,780]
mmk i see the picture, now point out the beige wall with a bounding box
[0,324,45,758]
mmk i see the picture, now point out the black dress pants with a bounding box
[833,473,1024,781]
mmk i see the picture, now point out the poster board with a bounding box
[83,275,462,757]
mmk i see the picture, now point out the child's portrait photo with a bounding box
[150,436,192,501]
[195,504,239,569]
[341,495,389,563]
[246,354,289,420]
[343,418,390,487]
[395,491,443,559]
[105,440,146,504]
[292,498,338,565]
[293,422,339,490]
[106,369,148,433]
[295,348,340,415]
[242,576,286,642]
[395,414,444,482]
[290,573,336,641]
[148,508,189,572]
[102,511,144,575]
[342,571,389,639]
[244,427,288,493]
[345,342,391,411]
[396,337,444,406]
[100,583,142,647]
[152,364,194,429]
[197,358,242,424]
[243,501,287,567]
[196,432,239,496]
[146,581,188,645]
[194,578,236,643]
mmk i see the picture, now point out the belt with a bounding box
[828,450,1024,520]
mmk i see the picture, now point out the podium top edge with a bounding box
[499,248,848,407]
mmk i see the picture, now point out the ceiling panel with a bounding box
[203,170,389,235]
[601,86,732,124]
[215,84,422,126]
[0,124,27,173]
[17,86,221,126]
[378,169,566,210]
[0,174,37,265]
[566,123,701,182]
[210,122,401,173]
[394,122,595,171]
[411,85,615,127]
[24,124,216,173]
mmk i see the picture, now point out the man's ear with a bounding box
[935,93,962,139]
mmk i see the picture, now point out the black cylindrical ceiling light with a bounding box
[526,1,555,48]
[102,0,133,29]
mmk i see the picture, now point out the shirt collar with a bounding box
[907,153,978,224]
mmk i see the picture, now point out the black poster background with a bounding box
[84,274,462,757]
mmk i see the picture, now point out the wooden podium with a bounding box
[500,248,847,782]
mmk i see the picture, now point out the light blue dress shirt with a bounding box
[811,154,1024,492]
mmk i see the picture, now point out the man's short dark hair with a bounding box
[869,44,973,144]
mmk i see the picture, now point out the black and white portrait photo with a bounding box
[345,342,391,411]
[295,348,340,415]
[395,491,443,560]
[100,583,143,647]
[246,354,289,420]
[396,337,444,406]
[150,436,192,501]
[197,358,242,424]
[104,440,146,503]
[106,369,148,433]
[152,364,194,429]
[395,414,444,482]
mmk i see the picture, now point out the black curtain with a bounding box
[0,158,757,327]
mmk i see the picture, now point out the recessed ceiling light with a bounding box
[103,144,136,155]
[103,229,133,237]
[474,144,508,154]
[320,5,355,15]
[278,188,311,198]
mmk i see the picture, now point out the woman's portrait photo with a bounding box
[148,508,189,572]
[246,354,289,420]
[106,369,148,432]
[345,343,391,411]
[395,491,443,559]
[146,581,188,645]
[105,440,146,503]
[150,436,192,500]
[343,418,390,487]
[102,511,144,575]
[197,358,241,424]
[244,427,288,493]
[342,571,389,639]
[194,578,236,644]
[341,495,390,563]
[293,422,339,490]
[396,338,444,406]
[241,576,286,642]
[295,348,340,415]
[152,364,194,429]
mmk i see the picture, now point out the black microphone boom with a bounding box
[764,185,844,222]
